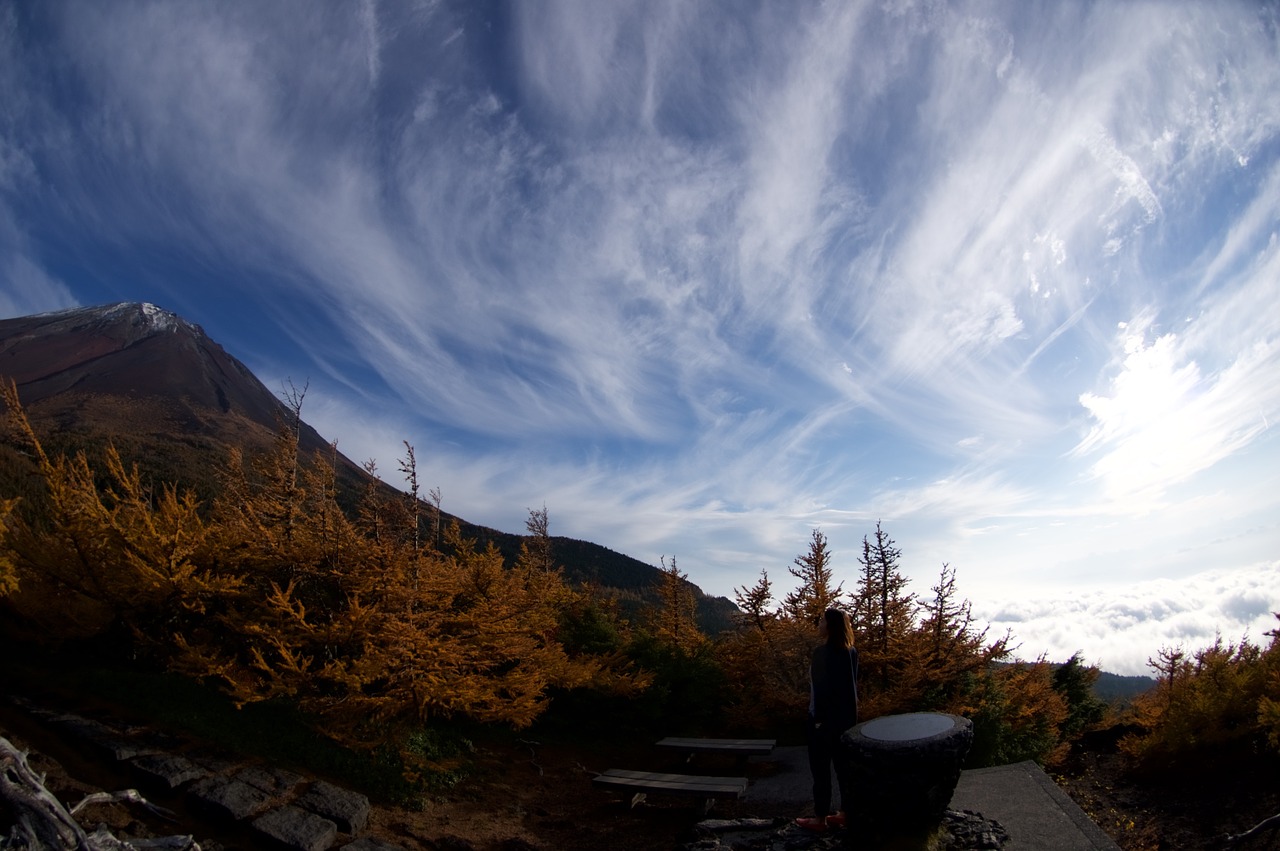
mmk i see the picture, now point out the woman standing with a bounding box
[796,608,859,832]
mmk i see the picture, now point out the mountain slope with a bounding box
[1092,670,1155,704]
[0,302,329,450]
[0,302,737,632]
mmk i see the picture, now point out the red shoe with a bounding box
[827,812,847,828]
[794,816,828,832]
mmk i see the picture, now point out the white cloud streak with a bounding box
[3,1,1279,671]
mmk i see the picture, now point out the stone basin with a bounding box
[839,712,973,845]
[859,712,957,742]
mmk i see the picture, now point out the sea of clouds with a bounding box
[975,560,1280,676]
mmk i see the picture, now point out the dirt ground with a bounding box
[6,708,1279,851]
[1053,742,1280,851]
[363,734,777,851]
[0,715,790,851]
[374,735,1280,851]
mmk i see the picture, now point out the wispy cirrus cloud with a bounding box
[4,1,1279,670]
[1075,316,1279,506]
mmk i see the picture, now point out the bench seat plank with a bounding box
[592,769,747,799]
[655,737,776,756]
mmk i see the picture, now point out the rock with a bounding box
[99,735,164,761]
[936,809,1009,850]
[253,805,339,851]
[194,754,240,775]
[236,765,306,796]
[130,753,207,788]
[296,780,370,835]
[123,728,187,751]
[190,776,274,820]
[49,714,166,762]
[50,714,118,741]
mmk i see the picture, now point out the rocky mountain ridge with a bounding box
[0,302,329,453]
[0,301,738,632]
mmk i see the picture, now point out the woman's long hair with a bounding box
[823,608,854,651]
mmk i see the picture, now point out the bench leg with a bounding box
[628,792,647,809]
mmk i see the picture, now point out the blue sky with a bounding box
[3,1,1278,675]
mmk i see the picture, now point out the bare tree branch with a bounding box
[1223,811,1280,847]
[0,735,198,851]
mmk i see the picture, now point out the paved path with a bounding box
[952,762,1120,850]
[744,746,1119,850]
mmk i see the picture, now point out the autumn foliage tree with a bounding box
[963,657,1071,766]
[782,528,843,623]
[853,522,918,705]
[718,568,809,731]
[0,381,637,766]
[719,530,847,731]
[611,555,728,733]
[1,376,1117,768]
[714,520,1092,765]
[0,498,17,599]
[1052,652,1107,742]
[876,562,1013,716]
[0,380,235,648]
[649,555,705,652]
[1121,621,1280,771]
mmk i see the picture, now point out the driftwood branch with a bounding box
[68,791,176,823]
[1223,811,1280,847]
[0,735,198,851]
[515,738,543,777]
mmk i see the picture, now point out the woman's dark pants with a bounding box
[807,716,854,817]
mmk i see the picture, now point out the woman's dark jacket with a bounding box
[809,644,859,732]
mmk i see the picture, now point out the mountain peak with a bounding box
[29,301,204,342]
[0,301,282,428]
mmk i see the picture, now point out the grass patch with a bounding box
[404,727,475,793]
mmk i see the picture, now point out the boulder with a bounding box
[236,765,306,796]
[190,776,274,821]
[296,780,370,835]
[130,753,207,789]
[253,805,338,851]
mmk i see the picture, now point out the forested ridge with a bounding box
[2,377,1278,830]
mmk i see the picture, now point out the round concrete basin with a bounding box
[859,712,958,742]
[839,712,973,843]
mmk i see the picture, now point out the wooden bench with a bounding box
[654,737,776,759]
[592,768,747,812]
